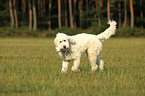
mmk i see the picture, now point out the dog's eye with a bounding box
[59,41,62,43]
[64,40,66,42]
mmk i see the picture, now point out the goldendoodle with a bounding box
[54,20,117,73]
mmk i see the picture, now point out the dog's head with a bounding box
[54,33,74,52]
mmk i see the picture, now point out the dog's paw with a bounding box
[72,69,80,72]
[71,67,80,72]
[99,60,104,71]
[61,70,67,73]
[61,68,68,73]
[99,67,104,71]
[91,65,98,71]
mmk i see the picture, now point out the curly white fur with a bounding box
[54,20,117,73]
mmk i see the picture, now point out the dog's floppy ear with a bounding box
[67,36,75,43]
[54,37,57,45]
[54,38,61,52]
[54,32,61,45]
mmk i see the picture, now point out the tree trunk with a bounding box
[29,0,32,30]
[58,0,61,28]
[48,0,51,31]
[130,0,134,28]
[97,0,102,26]
[22,0,26,25]
[86,0,88,27]
[68,0,74,28]
[40,0,43,17]
[43,0,45,14]
[78,0,82,28]
[118,1,121,29]
[86,0,88,12]
[140,0,143,29]
[32,0,37,30]
[38,0,40,15]
[22,0,26,17]
[123,0,127,27]
[107,0,110,21]
[74,0,77,27]
[9,0,14,27]
[13,0,18,28]
[64,0,68,27]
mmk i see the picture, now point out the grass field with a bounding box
[0,38,144,96]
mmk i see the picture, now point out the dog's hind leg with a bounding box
[89,55,98,71]
[87,50,99,71]
[97,57,104,71]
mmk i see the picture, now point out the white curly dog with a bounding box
[54,20,117,73]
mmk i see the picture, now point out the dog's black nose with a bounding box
[63,45,66,49]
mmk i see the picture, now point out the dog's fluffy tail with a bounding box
[96,20,117,40]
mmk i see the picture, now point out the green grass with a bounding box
[0,38,144,96]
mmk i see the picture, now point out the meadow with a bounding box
[0,38,144,96]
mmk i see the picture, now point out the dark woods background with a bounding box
[0,0,145,37]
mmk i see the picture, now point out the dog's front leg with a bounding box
[71,58,80,72]
[61,61,69,73]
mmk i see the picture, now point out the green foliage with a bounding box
[87,21,108,34]
[0,27,39,37]
[54,27,83,35]
[0,1,10,26]
[0,38,144,96]
[0,26,144,38]
[114,27,145,37]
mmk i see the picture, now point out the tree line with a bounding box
[0,0,145,31]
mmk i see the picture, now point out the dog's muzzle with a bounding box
[63,45,66,49]
[61,45,69,51]
[61,45,69,56]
